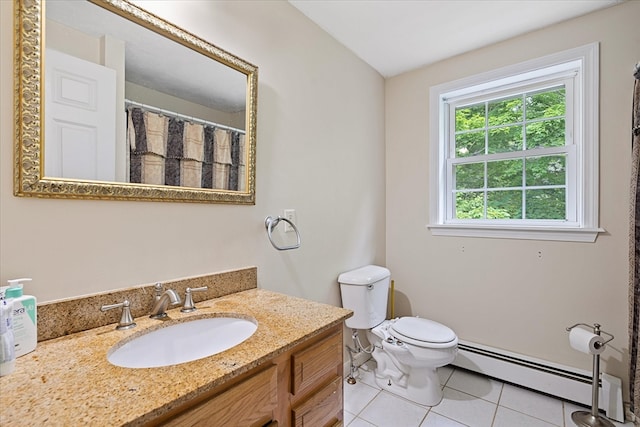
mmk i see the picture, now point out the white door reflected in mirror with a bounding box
[45,49,117,181]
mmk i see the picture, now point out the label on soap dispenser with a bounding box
[11,297,37,357]
[6,279,37,357]
[0,290,16,376]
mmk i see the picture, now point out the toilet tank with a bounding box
[338,265,390,329]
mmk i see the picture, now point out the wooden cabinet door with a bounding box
[292,377,342,427]
[164,365,277,427]
[291,330,342,397]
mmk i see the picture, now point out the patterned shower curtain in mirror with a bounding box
[630,62,640,422]
[127,107,246,190]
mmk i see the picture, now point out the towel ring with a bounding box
[265,216,301,251]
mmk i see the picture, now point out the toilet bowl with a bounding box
[338,265,458,406]
[369,318,457,405]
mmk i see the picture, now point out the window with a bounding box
[429,43,602,242]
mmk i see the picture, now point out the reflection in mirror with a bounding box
[14,0,257,203]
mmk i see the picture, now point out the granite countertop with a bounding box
[0,289,352,426]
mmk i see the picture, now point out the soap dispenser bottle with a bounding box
[6,278,36,357]
[0,286,16,376]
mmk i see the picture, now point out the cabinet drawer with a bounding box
[292,330,342,396]
[165,365,277,427]
[292,376,342,427]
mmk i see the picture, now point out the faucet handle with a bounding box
[181,286,208,313]
[100,300,136,330]
[153,282,163,300]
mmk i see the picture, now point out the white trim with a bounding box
[429,43,601,242]
[428,224,603,242]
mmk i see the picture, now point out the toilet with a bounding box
[338,265,458,406]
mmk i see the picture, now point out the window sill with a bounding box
[427,224,605,242]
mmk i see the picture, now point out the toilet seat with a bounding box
[389,317,457,349]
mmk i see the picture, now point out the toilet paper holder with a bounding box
[566,323,614,349]
[565,322,615,427]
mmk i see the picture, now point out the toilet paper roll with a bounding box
[569,327,605,355]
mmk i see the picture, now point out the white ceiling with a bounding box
[288,0,623,78]
[47,1,247,113]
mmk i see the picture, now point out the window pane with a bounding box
[488,125,522,153]
[455,131,485,157]
[487,190,522,219]
[455,191,484,219]
[526,188,566,219]
[526,87,565,121]
[526,155,565,186]
[487,159,522,188]
[488,95,523,126]
[456,103,485,132]
[526,119,565,149]
[455,163,484,189]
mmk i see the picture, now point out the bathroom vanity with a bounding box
[156,324,343,426]
[0,287,351,426]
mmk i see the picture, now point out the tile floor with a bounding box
[343,362,633,427]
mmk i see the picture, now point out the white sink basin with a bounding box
[107,316,257,368]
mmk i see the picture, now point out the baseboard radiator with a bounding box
[453,340,624,422]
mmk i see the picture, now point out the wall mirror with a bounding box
[14,0,257,203]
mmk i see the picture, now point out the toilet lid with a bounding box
[390,317,456,344]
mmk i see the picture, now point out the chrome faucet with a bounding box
[150,283,181,319]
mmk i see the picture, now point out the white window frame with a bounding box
[428,43,603,242]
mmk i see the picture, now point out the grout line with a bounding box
[489,403,499,427]
[421,411,432,426]
[497,385,564,426]
[442,366,455,386]
[491,382,505,426]
[433,412,472,427]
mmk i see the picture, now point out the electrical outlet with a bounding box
[283,209,296,232]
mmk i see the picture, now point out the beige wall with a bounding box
[0,1,385,307]
[385,1,639,392]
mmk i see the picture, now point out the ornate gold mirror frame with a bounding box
[14,0,258,203]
